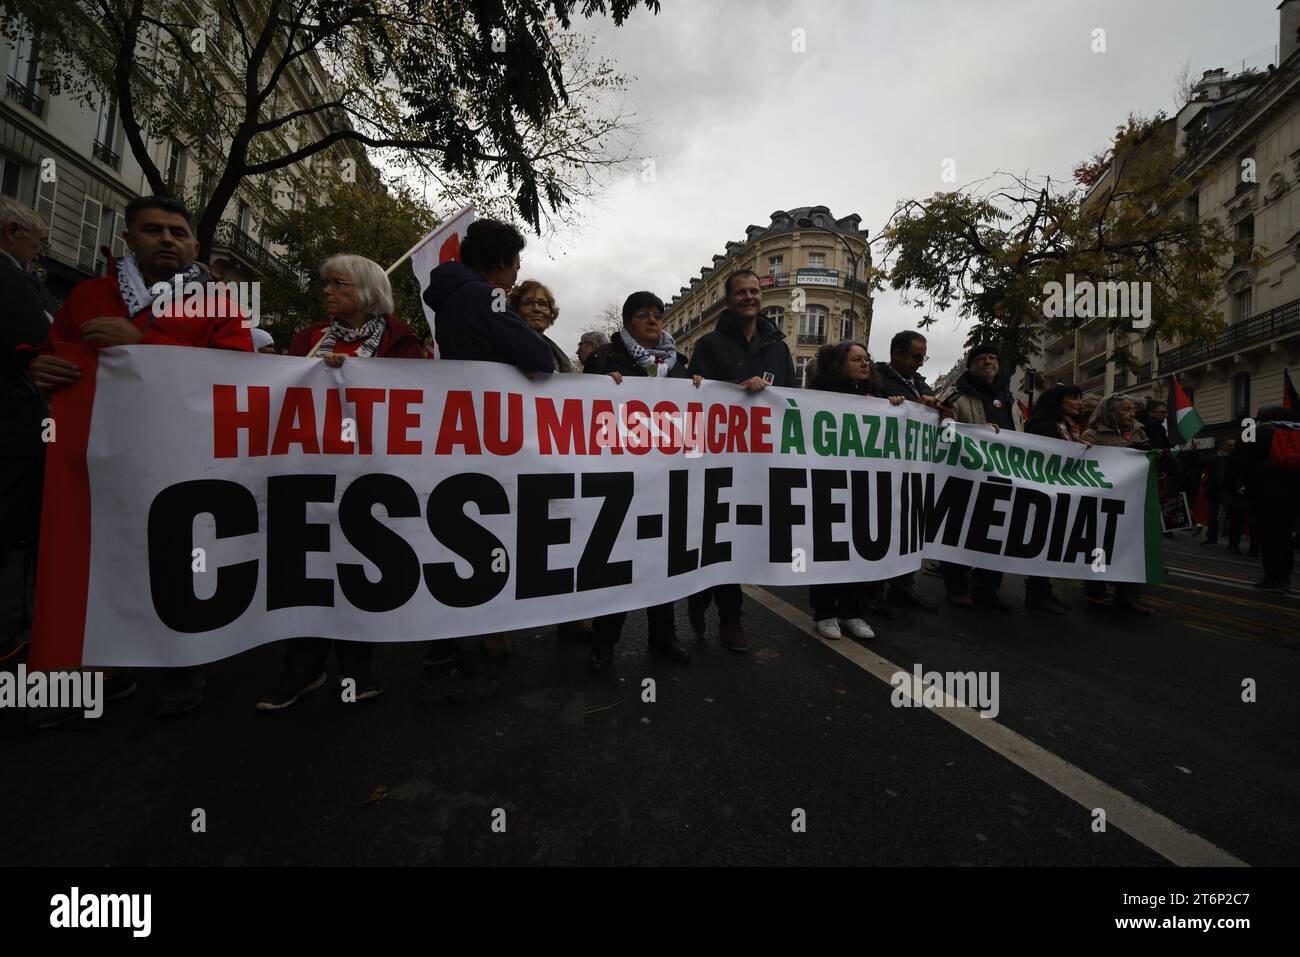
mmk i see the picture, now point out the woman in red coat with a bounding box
[256,254,427,711]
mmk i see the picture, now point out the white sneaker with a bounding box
[814,618,842,640]
[839,618,875,640]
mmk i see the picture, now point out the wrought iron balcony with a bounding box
[1157,297,1300,373]
[92,138,120,169]
[797,333,827,345]
[212,221,295,278]
[5,76,44,115]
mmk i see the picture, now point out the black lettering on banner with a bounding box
[899,470,910,554]
[515,474,575,599]
[148,480,258,632]
[908,473,925,553]
[1004,486,1052,559]
[578,472,634,591]
[849,471,891,561]
[1046,491,1072,562]
[811,469,849,562]
[267,474,337,610]
[768,467,807,563]
[923,474,973,548]
[424,474,509,607]
[337,474,422,612]
[667,469,699,576]
[963,477,1013,555]
[1062,496,1099,564]
[1100,498,1126,562]
[701,467,733,567]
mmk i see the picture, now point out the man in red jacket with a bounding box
[26,195,252,725]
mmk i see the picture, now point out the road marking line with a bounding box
[744,584,1250,868]
[1164,566,1300,602]
[1139,596,1294,640]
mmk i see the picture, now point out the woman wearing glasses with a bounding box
[509,280,573,372]
[256,254,426,712]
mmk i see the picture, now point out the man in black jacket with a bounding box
[0,197,51,660]
[867,330,946,612]
[684,270,794,651]
[1224,407,1299,591]
[423,218,554,372]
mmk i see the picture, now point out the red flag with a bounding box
[1284,367,1300,411]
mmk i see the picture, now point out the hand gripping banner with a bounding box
[30,345,1164,668]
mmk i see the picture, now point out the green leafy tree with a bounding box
[259,179,440,346]
[876,114,1238,384]
[15,0,656,256]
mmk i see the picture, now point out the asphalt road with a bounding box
[1,530,1297,866]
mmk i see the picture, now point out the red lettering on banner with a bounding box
[213,384,270,457]
[483,392,523,455]
[707,404,727,454]
[270,387,321,455]
[589,399,622,454]
[387,389,423,454]
[622,400,651,454]
[434,391,482,454]
[345,388,385,455]
[536,398,586,454]
[322,390,351,453]
[750,406,773,453]
[728,405,748,453]
[652,401,681,453]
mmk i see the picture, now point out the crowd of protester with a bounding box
[2,193,1298,728]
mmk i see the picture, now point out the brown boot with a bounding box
[481,633,512,659]
[718,618,748,653]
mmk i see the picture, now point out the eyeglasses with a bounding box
[909,352,928,363]
[518,298,553,310]
[321,278,354,289]
[631,310,663,321]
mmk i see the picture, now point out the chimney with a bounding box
[1280,0,1300,65]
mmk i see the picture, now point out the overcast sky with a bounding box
[474,0,1281,375]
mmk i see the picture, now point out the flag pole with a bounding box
[385,234,436,277]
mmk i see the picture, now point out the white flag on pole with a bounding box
[409,206,476,359]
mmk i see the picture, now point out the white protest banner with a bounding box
[404,206,475,358]
[31,345,1163,669]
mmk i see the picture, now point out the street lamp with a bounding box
[796,217,864,347]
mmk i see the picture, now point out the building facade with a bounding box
[1036,1,1300,440]
[1,3,374,304]
[665,205,873,386]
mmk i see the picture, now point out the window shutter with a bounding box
[34,166,57,226]
[110,211,126,258]
[78,196,103,273]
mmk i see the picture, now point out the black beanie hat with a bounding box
[966,343,1000,368]
[622,291,665,322]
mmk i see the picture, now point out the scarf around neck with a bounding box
[116,253,201,318]
[315,315,388,358]
[618,327,677,376]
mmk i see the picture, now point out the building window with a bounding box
[1231,372,1252,421]
[840,310,857,341]
[762,306,786,334]
[1232,286,1253,324]
[236,200,252,235]
[93,96,121,169]
[813,215,825,227]
[794,356,810,387]
[5,18,44,115]
[1234,216,1254,265]
[808,251,826,269]
[799,304,828,342]
[768,254,784,276]
[0,156,21,198]
[166,139,187,192]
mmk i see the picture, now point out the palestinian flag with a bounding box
[1167,376,1204,446]
[1284,367,1300,411]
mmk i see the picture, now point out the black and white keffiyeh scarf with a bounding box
[618,327,677,377]
[313,315,388,358]
[115,254,201,317]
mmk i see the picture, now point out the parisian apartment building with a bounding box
[1,3,373,305]
[665,206,873,386]
[1036,0,1300,441]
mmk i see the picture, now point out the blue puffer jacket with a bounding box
[423,260,553,372]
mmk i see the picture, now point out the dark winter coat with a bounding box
[422,260,553,372]
[687,309,794,386]
[584,334,690,379]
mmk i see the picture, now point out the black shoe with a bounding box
[890,584,936,611]
[103,673,139,703]
[343,670,384,702]
[649,635,691,663]
[256,671,326,711]
[1200,540,1217,548]
[1026,593,1068,615]
[864,600,897,620]
[155,672,207,718]
[556,619,594,644]
[587,638,615,674]
[414,666,496,702]
[974,591,1012,613]
[1227,545,1242,554]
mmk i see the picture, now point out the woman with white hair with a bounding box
[286,253,426,363]
[257,254,427,712]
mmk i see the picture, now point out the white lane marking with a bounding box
[1164,566,1300,600]
[744,585,1250,868]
